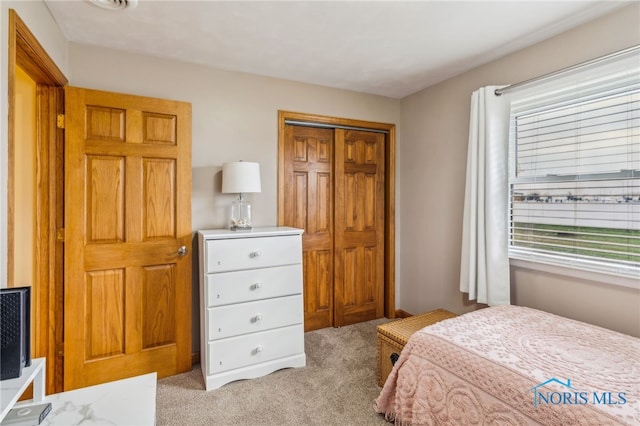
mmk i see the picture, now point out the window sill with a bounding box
[509,255,640,290]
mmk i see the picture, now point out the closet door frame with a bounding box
[277,110,396,321]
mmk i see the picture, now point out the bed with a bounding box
[375,305,640,425]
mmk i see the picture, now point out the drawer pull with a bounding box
[249,251,262,258]
[251,282,263,290]
[253,345,263,355]
[252,314,263,322]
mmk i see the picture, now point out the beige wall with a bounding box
[398,3,640,336]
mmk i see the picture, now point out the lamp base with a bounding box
[229,196,252,231]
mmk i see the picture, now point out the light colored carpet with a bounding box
[157,318,391,425]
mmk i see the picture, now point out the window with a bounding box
[508,49,639,278]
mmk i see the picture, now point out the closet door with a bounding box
[282,125,335,331]
[334,129,385,326]
[281,123,386,330]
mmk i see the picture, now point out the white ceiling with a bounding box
[44,0,629,98]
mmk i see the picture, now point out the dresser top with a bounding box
[198,226,304,239]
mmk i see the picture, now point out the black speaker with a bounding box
[1,286,31,380]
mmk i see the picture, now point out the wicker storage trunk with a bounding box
[376,309,457,387]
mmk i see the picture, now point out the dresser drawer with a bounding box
[205,235,301,273]
[207,324,304,375]
[206,265,302,307]
[208,295,302,340]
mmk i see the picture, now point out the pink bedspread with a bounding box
[375,305,640,425]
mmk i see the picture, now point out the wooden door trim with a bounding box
[277,110,396,320]
[8,9,68,394]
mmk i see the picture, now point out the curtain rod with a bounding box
[284,119,389,134]
[494,44,640,96]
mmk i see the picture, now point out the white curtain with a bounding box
[460,86,511,306]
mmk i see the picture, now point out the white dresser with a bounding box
[197,227,306,390]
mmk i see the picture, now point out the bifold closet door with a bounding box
[334,129,385,327]
[282,124,385,331]
[282,125,335,331]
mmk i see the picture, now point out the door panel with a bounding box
[282,125,334,331]
[334,129,385,327]
[64,86,192,390]
[142,264,177,348]
[86,155,125,243]
[86,268,125,359]
[143,158,176,239]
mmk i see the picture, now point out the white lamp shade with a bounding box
[222,161,261,193]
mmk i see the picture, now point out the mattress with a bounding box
[375,305,640,425]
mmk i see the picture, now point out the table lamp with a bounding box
[222,161,261,231]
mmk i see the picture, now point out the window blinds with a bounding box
[508,47,640,277]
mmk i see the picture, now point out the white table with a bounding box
[0,358,46,421]
[2,361,157,425]
[33,373,157,425]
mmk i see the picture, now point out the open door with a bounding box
[63,87,192,390]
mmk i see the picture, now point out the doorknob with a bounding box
[176,246,188,256]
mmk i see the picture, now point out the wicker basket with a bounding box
[376,309,457,387]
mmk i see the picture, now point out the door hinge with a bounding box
[56,228,65,242]
[57,114,65,129]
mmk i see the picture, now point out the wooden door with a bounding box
[282,125,335,331]
[64,87,192,390]
[334,129,385,326]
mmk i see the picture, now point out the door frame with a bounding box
[7,9,67,393]
[277,110,396,320]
